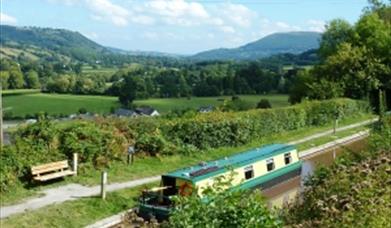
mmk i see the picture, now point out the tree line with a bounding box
[289,0,390,110]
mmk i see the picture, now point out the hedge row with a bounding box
[162,98,369,149]
[0,98,369,192]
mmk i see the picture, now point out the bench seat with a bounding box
[33,170,75,181]
[31,160,75,182]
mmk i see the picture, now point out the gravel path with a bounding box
[0,176,159,219]
[0,118,377,219]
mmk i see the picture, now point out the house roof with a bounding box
[198,105,214,112]
[135,107,158,115]
[164,144,295,182]
[114,108,137,116]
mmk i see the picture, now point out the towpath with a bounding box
[0,118,377,219]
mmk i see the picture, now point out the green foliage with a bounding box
[291,3,391,105]
[59,122,127,164]
[369,116,391,151]
[8,69,25,89]
[168,174,281,228]
[257,99,272,109]
[118,74,137,106]
[166,99,368,149]
[281,149,391,227]
[24,70,41,89]
[318,19,354,59]
[0,71,10,89]
[281,116,391,227]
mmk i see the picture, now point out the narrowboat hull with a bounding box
[234,161,302,191]
[137,204,171,221]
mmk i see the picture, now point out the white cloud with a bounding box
[307,19,326,32]
[0,13,17,25]
[143,0,210,26]
[85,0,129,27]
[147,0,209,19]
[219,3,256,28]
[130,15,155,25]
[275,21,290,29]
[47,0,79,6]
[220,26,235,33]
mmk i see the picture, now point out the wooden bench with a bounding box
[31,160,75,182]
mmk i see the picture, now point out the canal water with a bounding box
[262,139,367,207]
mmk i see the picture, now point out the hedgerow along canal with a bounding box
[262,139,368,207]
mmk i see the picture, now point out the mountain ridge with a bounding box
[192,31,322,60]
[1,25,321,63]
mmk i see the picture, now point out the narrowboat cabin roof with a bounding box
[165,144,295,182]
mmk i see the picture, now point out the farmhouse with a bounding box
[198,105,214,113]
[135,107,160,116]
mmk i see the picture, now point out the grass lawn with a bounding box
[134,94,289,113]
[2,93,289,118]
[3,93,119,117]
[0,113,375,206]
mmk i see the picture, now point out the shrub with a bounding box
[168,174,281,228]
[59,122,128,164]
[257,99,272,109]
[78,107,87,114]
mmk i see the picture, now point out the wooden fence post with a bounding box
[101,171,107,200]
[333,119,338,134]
[73,153,78,176]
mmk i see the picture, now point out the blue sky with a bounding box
[1,0,370,54]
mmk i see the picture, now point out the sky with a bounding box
[0,0,370,54]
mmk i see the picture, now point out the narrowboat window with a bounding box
[284,153,292,165]
[266,159,275,172]
[244,166,254,180]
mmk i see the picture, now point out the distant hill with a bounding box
[0,25,110,62]
[192,32,322,60]
[0,25,180,64]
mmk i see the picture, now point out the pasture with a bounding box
[2,91,289,118]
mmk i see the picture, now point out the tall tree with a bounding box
[25,70,41,89]
[118,75,137,106]
[8,70,25,89]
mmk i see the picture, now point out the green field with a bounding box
[2,91,289,118]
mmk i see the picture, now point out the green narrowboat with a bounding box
[138,143,302,221]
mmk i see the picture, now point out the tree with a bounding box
[296,2,391,107]
[8,70,24,89]
[118,75,137,106]
[288,69,313,104]
[46,74,75,93]
[318,19,354,59]
[25,70,41,89]
[0,71,10,89]
[168,174,281,228]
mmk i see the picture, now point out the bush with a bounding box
[168,174,281,228]
[60,122,128,164]
[257,99,272,109]
[281,150,391,227]
[78,107,87,114]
